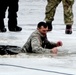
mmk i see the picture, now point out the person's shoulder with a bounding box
[31,30,40,37]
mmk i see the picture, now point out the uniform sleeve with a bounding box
[31,36,51,53]
[45,39,57,49]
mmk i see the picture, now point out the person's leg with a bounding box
[62,0,74,34]
[0,45,7,55]
[0,45,21,55]
[45,0,61,31]
[0,0,8,32]
[8,0,22,32]
[6,45,21,55]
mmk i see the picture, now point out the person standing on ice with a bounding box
[21,22,62,54]
[45,0,74,34]
[0,0,22,32]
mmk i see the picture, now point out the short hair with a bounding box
[37,21,48,28]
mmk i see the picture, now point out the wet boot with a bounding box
[65,25,72,34]
[46,21,52,31]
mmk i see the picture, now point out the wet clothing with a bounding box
[0,30,57,55]
[45,0,74,25]
[0,0,19,29]
[0,45,21,55]
[21,30,57,53]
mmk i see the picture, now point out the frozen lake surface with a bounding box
[0,0,76,75]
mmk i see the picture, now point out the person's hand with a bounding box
[57,41,63,47]
[51,47,58,54]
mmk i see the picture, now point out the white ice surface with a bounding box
[0,0,76,75]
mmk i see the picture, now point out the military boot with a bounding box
[46,21,52,31]
[8,18,22,32]
[65,25,72,34]
[0,19,7,32]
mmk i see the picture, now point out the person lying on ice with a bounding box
[21,21,63,54]
[0,22,62,55]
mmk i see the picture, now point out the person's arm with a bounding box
[45,39,62,48]
[44,38,57,49]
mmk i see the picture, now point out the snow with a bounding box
[0,0,76,75]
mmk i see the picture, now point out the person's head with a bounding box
[37,22,48,35]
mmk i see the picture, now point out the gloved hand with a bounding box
[57,41,63,46]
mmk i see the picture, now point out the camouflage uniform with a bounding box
[45,0,74,25]
[21,30,57,53]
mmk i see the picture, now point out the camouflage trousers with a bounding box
[45,0,74,25]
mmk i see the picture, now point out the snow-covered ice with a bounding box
[0,0,76,75]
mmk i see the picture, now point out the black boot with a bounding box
[9,26,22,32]
[0,28,7,32]
[65,25,72,34]
[46,21,52,31]
[8,18,22,32]
[0,19,7,32]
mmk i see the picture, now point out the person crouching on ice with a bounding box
[21,22,63,54]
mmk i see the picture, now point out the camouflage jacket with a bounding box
[21,30,57,53]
